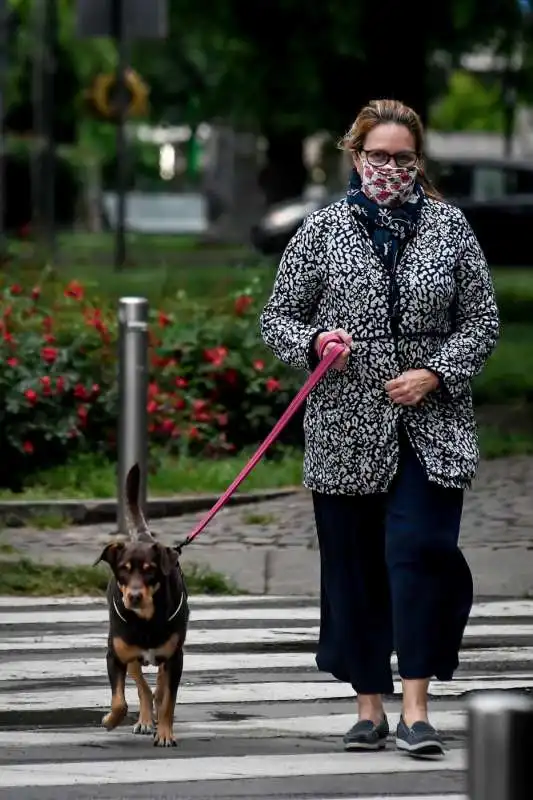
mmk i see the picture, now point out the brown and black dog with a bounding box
[94,463,189,747]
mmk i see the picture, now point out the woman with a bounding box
[260,99,499,759]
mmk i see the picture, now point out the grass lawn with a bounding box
[0,448,304,501]
[0,557,240,596]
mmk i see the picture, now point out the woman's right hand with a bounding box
[315,329,353,370]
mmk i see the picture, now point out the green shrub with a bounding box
[492,269,533,325]
[0,276,303,490]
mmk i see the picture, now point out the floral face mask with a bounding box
[361,161,417,207]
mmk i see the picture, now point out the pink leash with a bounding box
[174,335,345,552]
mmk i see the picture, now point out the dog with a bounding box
[94,463,189,747]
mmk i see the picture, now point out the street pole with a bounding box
[467,691,533,800]
[111,0,128,270]
[117,297,149,534]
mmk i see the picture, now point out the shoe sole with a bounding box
[395,737,445,759]
[344,739,387,751]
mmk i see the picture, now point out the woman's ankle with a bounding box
[357,693,384,724]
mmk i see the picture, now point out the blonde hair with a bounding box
[338,99,441,201]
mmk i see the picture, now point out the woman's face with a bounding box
[354,123,417,174]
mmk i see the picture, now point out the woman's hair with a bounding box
[338,98,442,201]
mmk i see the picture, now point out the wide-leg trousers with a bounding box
[312,430,473,695]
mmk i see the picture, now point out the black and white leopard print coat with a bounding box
[260,197,500,494]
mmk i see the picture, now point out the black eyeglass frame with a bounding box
[360,149,419,169]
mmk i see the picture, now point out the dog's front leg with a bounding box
[102,647,128,730]
[128,660,154,735]
[154,648,183,747]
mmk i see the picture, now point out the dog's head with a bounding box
[94,462,180,618]
[95,539,179,617]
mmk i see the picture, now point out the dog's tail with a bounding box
[125,463,151,540]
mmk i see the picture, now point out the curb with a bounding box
[0,487,301,528]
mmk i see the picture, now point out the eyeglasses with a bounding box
[362,149,418,169]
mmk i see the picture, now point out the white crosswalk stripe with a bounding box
[0,594,530,799]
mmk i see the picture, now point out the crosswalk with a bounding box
[1,595,533,799]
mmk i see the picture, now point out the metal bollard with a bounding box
[117,297,149,533]
[467,691,533,800]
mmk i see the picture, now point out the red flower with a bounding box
[148,382,159,398]
[147,400,158,414]
[175,377,188,389]
[56,376,65,393]
[64,280,84,301]
[7,357,18,367]
[204,346,228,367]
[77,405,88,425]
[74,384,89,400]
[216,412,229,427]
[22,441,34,454]
[253,360,265,371]
[85,308,110,342]
[266,377,281,392]
[31,286,41,301]
[43,316,53,333]
[39,376,52,396]
[192,399,211,422]
[24,389,38,404]
[234,295,253,315]
[41,346,58,364]
[158,311,171,327]
[43,334,55,344]
[92,383,100,396]
[9,284,22,295]
[187,426,201,440]
[160,418,175,435]
[3,332,14,344]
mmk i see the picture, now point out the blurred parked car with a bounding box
[251,156,533,267]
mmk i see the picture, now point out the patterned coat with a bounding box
[259,197,500,494]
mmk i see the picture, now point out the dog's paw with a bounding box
[102,705,128,731]
[133,721,155,736]
[153,726,177,747]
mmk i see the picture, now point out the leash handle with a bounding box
[176,338,346,550]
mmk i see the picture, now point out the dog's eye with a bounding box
[142,562,155,571]
[123,562,132,572]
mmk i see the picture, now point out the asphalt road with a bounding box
[1,594,533,799]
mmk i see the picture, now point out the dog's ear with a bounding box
[93,541,125,570]
[125,463,150,536]
[152,543,179,577]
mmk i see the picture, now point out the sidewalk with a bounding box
[1,454,533,597]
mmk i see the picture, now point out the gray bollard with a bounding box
[467,691,533,800]
[117,297,149,533]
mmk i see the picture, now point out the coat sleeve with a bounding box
[259,214,325,372]
[424,211,500,399]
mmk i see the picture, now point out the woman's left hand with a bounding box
[385,369,439,406]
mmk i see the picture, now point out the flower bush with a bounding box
[0,278,304,490]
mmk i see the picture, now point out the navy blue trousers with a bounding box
[312,432,473,695]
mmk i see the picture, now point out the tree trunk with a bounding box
[258,129,308,206]
[359,2,429,124]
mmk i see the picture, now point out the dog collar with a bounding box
[113,591,184,623]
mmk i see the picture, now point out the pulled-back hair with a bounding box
[338,99,441,201]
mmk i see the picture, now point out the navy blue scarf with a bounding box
[346,168,424,270]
